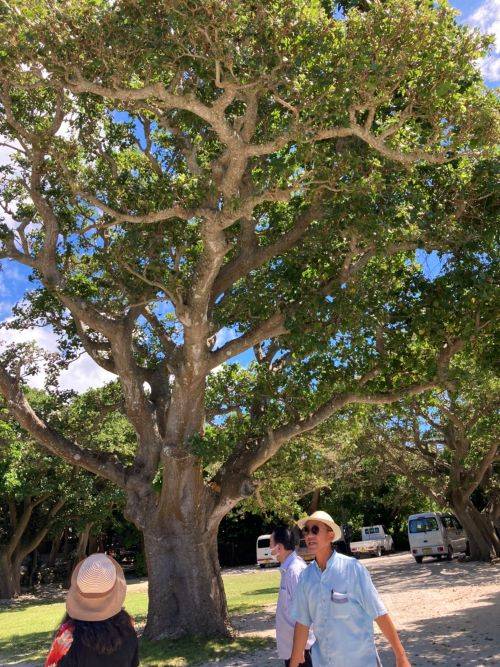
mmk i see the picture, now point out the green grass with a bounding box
[0,569,280,666]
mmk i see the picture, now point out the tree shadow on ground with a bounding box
[369,555,497,596]
[0,632,273,667]
[0,627,52,665]
[376,589,500,666]
[232,608,275,636]
[0,590,66,612]
[242,587,278,596]
[140,635,273,666]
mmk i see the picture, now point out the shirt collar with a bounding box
[312,549,336,573]
[280,551,297,572]
[326,549,337,568]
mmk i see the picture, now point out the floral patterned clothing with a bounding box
[45,622,74,666]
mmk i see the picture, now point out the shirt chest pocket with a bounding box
[330,590,351,618]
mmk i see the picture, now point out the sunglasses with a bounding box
[302,524,323,535]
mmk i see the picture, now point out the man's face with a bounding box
[270,534,283,563]
[303,521,334,553]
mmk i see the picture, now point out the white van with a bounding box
[408,512,468,563]
[256,534,276,567]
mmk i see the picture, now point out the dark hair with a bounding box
[62,609,134,655]
[272,526,295,551]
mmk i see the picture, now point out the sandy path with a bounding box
[202,553,500,666]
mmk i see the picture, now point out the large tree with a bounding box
[0,0,497,639]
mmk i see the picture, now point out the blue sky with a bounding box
[0,0,498,391]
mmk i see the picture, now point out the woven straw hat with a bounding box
[297,510,343,543]
[66,553,126,622]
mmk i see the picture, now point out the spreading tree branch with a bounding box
[0,364,137,491]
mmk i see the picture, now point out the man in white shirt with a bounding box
[270,526,315,667]
[289,511,410,667]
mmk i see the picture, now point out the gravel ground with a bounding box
[201,552,500,666]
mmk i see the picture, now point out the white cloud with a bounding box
[0,322,116,392]
[467,0,500,82]
[58,352,116,393]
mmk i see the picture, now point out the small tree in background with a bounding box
[0,388,70,599]
[0,441,65,598]
[0,382,132,598]
[364,355,499,561]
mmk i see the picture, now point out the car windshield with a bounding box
[409,517,439,533]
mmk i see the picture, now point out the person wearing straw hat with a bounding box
[44,553,139,667]
[289,511,410,667]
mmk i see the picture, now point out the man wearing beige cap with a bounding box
[289,511,410,667]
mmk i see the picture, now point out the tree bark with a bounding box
[28,548,38,589]
[142,525,231,640]
[0,551,22,599]
[48,530,64,568]
[66,522,93,587]
[451,494,500,561]
[75,523,92,562]
[136,466,232,644]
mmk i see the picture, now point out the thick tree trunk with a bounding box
[0,551,22,599]
[142,522,231,640]
[127,454,232,641]
[451,495,500,561]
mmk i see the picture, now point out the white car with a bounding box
[408,512,468,563]
[256,534,276,567]
[350,525,394,558]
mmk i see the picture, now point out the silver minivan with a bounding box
[408,512,468,563]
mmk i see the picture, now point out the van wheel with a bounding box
[259,564,266,568]
[414,556,423,564]
[375,546,382,558]
[446,546,453,561]
[436,554,442,561]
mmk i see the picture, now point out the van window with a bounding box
[258,538,270,548]
[409,517,439,533]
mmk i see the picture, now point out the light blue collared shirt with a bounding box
[291,550,387,667]
[276,551,315,659]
